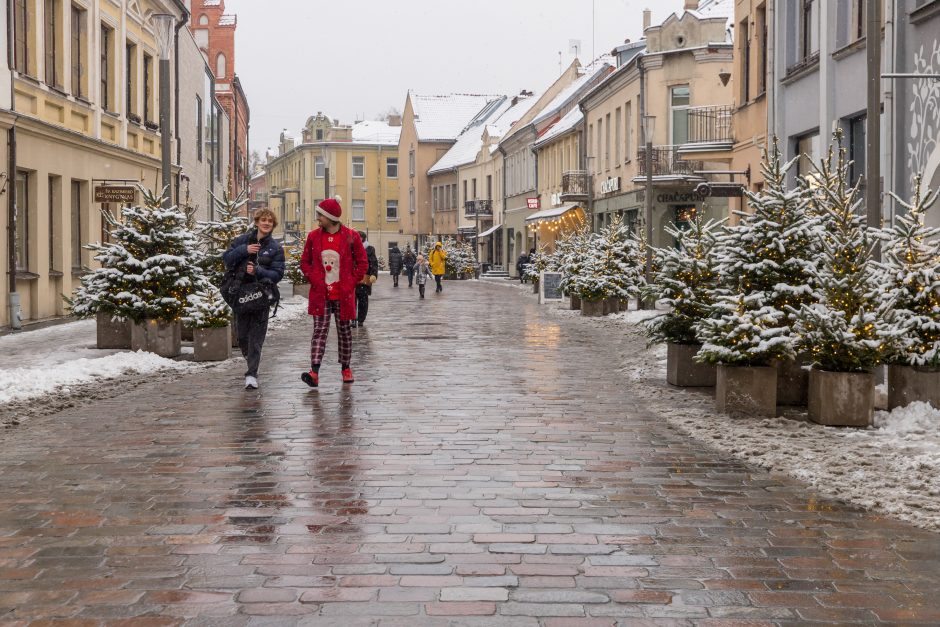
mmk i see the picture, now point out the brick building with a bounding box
[186,0,250,199]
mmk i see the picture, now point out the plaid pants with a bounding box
[310,300,352,366]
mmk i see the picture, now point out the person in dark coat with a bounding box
[388,245,403,287]
[516,250,531,283]
[354,231,379,327]
[222,208,285,390]
[403,246,417,288]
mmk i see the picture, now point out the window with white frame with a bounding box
[352,199,365,221]
[409,187,415,213]
[614,108,622,165]
[670,86,690,145]
[386,200,398,221]
[386,157,398,178]
[315,156,324,178]
[800,0,819,61]
[352,156,365,178]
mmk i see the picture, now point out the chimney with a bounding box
[388,114,402,127]
[684,0,698,9]
[642,9,651,31]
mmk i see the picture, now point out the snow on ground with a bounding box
[534,293,940,531]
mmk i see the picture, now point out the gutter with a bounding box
[6,0,17,305]
[173,5,189,209]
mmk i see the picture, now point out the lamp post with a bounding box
[641,115,655,309]
[152,13,175,208]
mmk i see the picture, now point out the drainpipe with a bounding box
[6,0,21,328]
[766,0,775,144]
[173,10,188,210]
[883,0,896,225]
[498,144,507,272]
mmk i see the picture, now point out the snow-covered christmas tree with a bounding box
[68,187,206,324]
[791,135,897,372]
[643,215,723,345]
[879,175,940,368]
[184,284,230,329]
[284,245,306,284]
[696,139,819,365]
[522,246,551,283]
[196,191,249,287]
[572,215,641,301]
[557,226,592,297]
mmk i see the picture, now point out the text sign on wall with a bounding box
[94,186,136,203]
[540,271,564,304]
[600,176,621,194]
[526,197,541,210]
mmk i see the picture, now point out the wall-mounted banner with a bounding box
[94,186,136,203]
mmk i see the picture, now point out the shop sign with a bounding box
[539,271,564,304]
[600,177,621,194]
[551,193,563,206]
[694,182,744,198]
[94,186,136,203]
[526,197,541,210]
[656,190,708,204]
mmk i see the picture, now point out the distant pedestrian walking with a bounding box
[414,254,431,299]
[354,231,379,327]
[517,249,531,283]
[222,208,285,390]
[388,245,403,287]
[429,241,447,293]
[299,198,368,387]
[403,246,417,288]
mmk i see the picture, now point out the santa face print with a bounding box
[322,249,340,285]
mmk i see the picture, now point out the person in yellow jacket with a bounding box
[428,241,448,293]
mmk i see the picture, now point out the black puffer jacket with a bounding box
[223,230,285,283]
[388,247,403,274]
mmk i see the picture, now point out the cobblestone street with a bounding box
[2,280,940,625]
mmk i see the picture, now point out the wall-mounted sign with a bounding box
[551,193,563,206]
[526,197,541,210]
[600,177,621,194]
[656,190,708,204]
[694,182,744,198]
[94,186,136,203]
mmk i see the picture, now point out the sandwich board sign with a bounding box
[539,271,564,304]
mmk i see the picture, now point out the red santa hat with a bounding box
[316,198,342,221]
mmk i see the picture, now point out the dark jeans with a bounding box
[235,307,269,377]
[392,271,400,287]
[405,267,414,286]
[434,274,443,292]
[418,284,426,298]
[356,291,369,324]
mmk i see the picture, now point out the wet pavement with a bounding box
[1,279,940,626]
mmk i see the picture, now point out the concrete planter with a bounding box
[96,311,131,349]
[716,364,777,417]
[888,365,940,410]
[775,357,810,406]
[293,283,310,298]
[532,282,539,293]
[193,325,232,362]
[569,294,581,310]
[808,368,873,427]
[181,325,194,342]
[581,298,605,317]
[604,297,620,315]
[667,343,716,387]
[130,319,181,358]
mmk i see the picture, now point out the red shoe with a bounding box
[301,370,319,387]
[342,368,355,384]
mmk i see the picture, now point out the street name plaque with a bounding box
[540,271,564,304]
[94,186,136,203]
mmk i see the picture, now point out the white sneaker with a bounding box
[245,376,258,389]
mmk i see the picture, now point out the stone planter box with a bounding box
[96,311,131,349]
[604,297,620,315]
[667,343,716,387]
[181,325,194,342]
[716,364,777,417]
[888,365,940,410]
[808,368,873,427]
[569,294,581,310]
[532,282,539,293]
[293,283,310,298]
[130,319,181,358]
[776,357,809,406]
[581,298,605,317]
[193,325,232,362]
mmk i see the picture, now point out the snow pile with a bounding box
[267,295,310,331]
[874,401,940,437]
[0,351,196,405]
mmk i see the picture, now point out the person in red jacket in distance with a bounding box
[299,198,368,387]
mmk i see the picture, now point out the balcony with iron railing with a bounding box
[678,105,734,155]
[634,146,705,182]
[560,170,591,201]
[464,199,493,219]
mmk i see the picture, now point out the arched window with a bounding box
[198,15,208,25]
[216,53,226,78]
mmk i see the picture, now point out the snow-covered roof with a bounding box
[534,107,583,148]
[218,15,236,26]
[410,93,503,142]
[351,120,401,145]
[678,0,734,42]
[531,59,613,127]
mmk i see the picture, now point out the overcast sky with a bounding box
[222,0,690,156]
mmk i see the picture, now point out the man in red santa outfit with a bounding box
[299,198,368,387]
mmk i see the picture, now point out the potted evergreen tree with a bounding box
[185,285,232,362]
[792,138,898,426]
[880,176,940,409]
[575,216,640,316]
[643,215,722,387]
[284,246,309,298]
[714,140,820,405]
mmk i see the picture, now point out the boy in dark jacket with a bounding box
[222,208,285,389]
[388,245,403,287]
[403,246,417,287]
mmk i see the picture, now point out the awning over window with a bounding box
[525,203,581,224]
[478,223,502,238]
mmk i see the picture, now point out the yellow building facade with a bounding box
[265,113,403,261]
[2,0,188,327]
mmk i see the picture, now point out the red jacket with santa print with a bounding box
[300,225,368,320]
